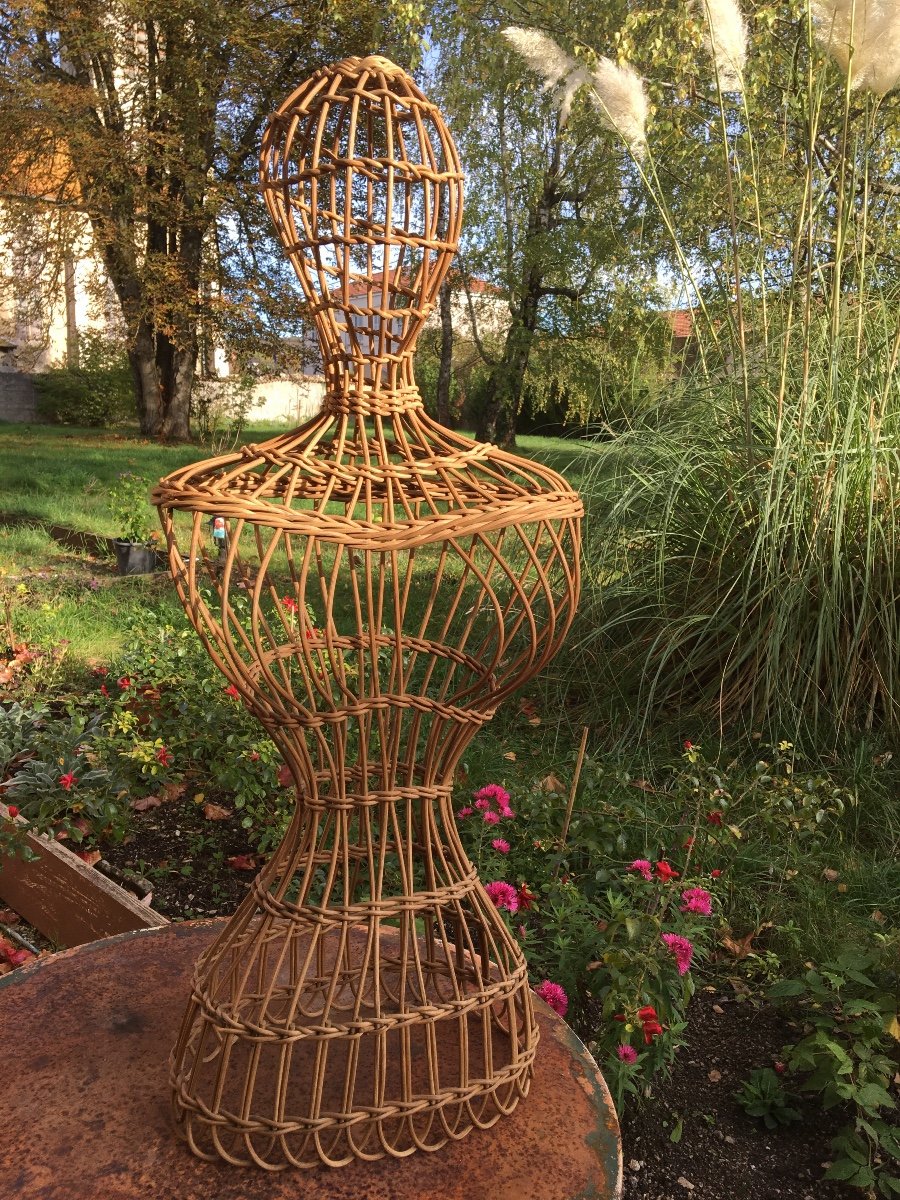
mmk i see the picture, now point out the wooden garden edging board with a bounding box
[0,803,168,947]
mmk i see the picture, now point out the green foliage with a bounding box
[577,307,900,741]
[34,333,133,428]
[733,1068,802,1129]
[0,702,129,850]
[107,472,157,544]
[453,765,721,1114]
[770,947,900,1196]
[104,607,290,852]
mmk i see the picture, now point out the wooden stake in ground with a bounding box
[560,726,591,851]
[154,55,583,1172]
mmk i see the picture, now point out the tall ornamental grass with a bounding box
[507,1,900,740]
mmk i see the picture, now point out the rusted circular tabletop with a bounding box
[0,920,621,1200]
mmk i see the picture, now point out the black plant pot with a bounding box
[113,539,158,576]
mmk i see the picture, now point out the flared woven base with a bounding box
[171,922,535,1169]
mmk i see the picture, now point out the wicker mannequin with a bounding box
[154,55,583,1171]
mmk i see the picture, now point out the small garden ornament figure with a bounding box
[154,55,582,1170]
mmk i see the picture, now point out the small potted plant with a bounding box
[109,472,160,575]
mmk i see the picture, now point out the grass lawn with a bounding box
[0,421,604,664]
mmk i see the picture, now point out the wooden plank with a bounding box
[0,803,168,947]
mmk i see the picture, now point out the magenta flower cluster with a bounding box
[534,979,568,1017]
[458,784,516,826]
[661,933,694,975]
[485,881,519,913]
[679,886,713,916]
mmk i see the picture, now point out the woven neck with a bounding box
[323,383,423,418]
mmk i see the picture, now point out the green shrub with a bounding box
[770,947,900,1196]
[34,332,133,427]
[0,702,129,851]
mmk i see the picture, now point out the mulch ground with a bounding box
[621,988,859,1200]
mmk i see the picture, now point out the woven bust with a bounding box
[154,54,583,1170]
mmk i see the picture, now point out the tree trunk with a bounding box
[127,323,196,441]
[436,278,454,427]
[476,316,535,447]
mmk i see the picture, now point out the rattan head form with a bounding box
[260,55,463,411]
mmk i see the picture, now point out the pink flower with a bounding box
[474,783,510,808]
[680,887,713,916]
[485,881,519,913]
[456,806,474,819]
[483,810,500,825]
[661,932,694,975]
[534,980,568,1017]
[628,859,653,881]
[59,772,77,791]
[474,797,491,811]
[617,1044,638,1064]
[492,838,510,854]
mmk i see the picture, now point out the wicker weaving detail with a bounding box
[154,55,583,1170]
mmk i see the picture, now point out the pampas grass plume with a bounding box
[589,59,649,155]
[502,26,648,154]
[810,0,900,95]
[701,0,748,91]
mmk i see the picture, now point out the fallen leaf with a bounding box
[74,849,101,867]
[503,751,516,761]
[227,854,257,871]
[872,910,886,923]
[718,923,773,961]
[712,1004,725,1014]
[629,778,657,793]
[539,773,565,794]
[131,795,162,812]
[0,909,20,926]
[158,781,186,803]
[822,867,839,882]
[71,816,93,836]
[708,1069,722,1083]
[837,882,848,893]
[203,802,232,821]
[193,792,205,805]
[528,717,541,726]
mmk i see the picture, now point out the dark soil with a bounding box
[101,791,258,919]
[621,988,859,1200]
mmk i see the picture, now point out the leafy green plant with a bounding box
[453,765,722,1113]
[1,703,129,847]
[770,947,900,1196]
[96,606,290,851]
[733,1068,802,1130]
[108,473,157,544]
[34,331,133,427]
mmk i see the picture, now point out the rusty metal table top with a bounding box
[0,919,621,1200]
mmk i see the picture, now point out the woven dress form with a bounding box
[154,55,583,1171]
